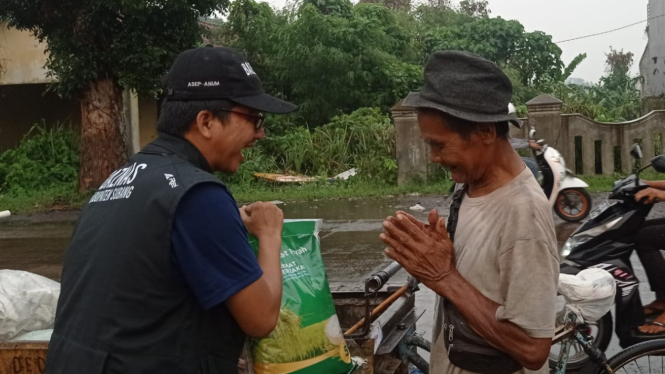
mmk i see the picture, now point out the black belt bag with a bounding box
[443,186,523,374]
[443,299,522,374]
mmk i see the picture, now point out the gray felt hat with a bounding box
[403,51,521,128]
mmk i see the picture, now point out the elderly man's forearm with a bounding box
[431,271,551,370]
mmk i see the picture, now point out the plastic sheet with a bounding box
[0,270,60,342]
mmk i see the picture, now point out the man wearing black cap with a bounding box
[380,51,559,374]
[45,46,296,374]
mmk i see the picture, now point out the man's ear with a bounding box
[193,110,217,140]
[476,123,497,144]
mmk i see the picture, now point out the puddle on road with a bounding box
[0,195,580,284]
[0,197,441,281]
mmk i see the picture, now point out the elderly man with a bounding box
[380,51,559,374]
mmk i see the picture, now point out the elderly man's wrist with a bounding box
[430,269,463,297]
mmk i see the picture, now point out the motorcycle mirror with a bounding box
[652,155,665,173]
[630,144,643,160]
[528,128,536,139]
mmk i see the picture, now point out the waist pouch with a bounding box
[443,299,523,374]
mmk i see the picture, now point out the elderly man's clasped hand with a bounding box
[379,209,457,288]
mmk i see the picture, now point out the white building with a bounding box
[640,0,665,97]
[0,24,160,153]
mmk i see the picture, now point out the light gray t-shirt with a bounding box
[430,167,560,374]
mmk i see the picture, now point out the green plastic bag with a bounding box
[247,219,354,374]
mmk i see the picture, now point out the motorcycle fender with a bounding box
[559,176,589,190]
[541,157,559,207]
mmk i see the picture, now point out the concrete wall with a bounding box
[528,94,665,175]
[642,96,665,115]
[392,94,665,180]
[0,24,52,85]
[0,85,159,153]
[560,112,665,175]
[509,120,528,139]
[0,84,80,151]
[640,0,665,97]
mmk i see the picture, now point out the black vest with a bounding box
[46,135,244,374]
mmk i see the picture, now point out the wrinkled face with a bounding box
[417,109,489,184]
[209,106,265,173]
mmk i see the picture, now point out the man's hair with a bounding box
[439,111,510,140]
[156,99,235,136]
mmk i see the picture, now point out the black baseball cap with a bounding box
[163,46,297,114]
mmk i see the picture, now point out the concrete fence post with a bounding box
[525,94,568,163]
[391,101,428,186]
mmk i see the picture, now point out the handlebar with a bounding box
[366,261,402,293]
[609,176,649,201]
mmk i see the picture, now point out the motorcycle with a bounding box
[549,144,665,371]
[518,128,592,222]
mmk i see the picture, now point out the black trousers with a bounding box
[636,218,665,301]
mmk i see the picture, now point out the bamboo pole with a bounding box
[344,284,410,335]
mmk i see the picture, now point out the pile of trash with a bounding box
[254,168,357,184]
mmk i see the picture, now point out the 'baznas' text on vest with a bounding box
[90,162,147,203]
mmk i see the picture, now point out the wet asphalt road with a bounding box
[2,192,665,363]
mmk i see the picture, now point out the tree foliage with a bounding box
[601,47,636,92]
[215,0,573,127]
[215,0,423,126]
[526,48,640,122]
[419,15,564,86]
[459,0,490,16]
[0,0,228,97]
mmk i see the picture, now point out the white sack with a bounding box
[0,270,60,342]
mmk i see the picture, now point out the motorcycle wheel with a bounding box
[554,188,592,222]
[548,312,613,372]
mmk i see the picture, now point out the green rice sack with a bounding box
[248,219,354,374]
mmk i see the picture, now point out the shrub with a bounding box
[0,121,79,195]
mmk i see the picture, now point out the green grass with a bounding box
[0,184,93,214]
[229,179,454,204]
[3,173,665,214]
[582,172,665,193]
[0,180,453,214]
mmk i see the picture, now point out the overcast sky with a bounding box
[262,0,651,83]
[489,0,649,83]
